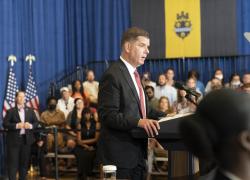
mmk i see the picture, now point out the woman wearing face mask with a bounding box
[205,69,224,94]
[40,96,66,152]
[225,73,242,90]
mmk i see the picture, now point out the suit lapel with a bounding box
[24,107,29,122]
[15,106,29,122]
[14,107,22,122]
[118,60,141,110]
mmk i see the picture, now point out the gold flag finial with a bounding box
[25,54,36,66]
[8,55,17,66]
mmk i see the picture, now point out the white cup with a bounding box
[103,165,117,180]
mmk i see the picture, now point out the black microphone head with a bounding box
[174,82,201,98]
[174,81,185,90]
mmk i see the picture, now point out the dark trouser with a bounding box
[31,143,47,177]
[117,160,146,180]
[37,147,47,177]
[7,135,31,180]
[73,146,96,180]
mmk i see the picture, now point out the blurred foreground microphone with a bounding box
[174,82,201,98]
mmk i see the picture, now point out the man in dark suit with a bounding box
[98,27,165,179]
[3,91,38,180]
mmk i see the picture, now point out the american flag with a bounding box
[25,66,39,110]
[2,66,19,117]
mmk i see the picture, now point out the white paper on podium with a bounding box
[158,112,193,123]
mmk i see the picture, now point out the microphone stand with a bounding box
[184,94,198,106]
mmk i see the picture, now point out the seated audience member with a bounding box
[57,87,75,119]
[83,70,99,107]
[240,83,250,94]
[158,96,176,116]
[71,80,89,106]
[73,107,100,180]
[165,68,175,86]
[65,98,84,151]
[186,77,202,93]
[66,98,98,150]
[180,89,250,180]
[186,77,203,100]
[205,69,224,94]
[173,90,197,114]
[210,77,223,92]
[145,86,158,111]
[40,96,66,152]
[155,74,177,106]
[187,70,205,94]
[141,71,156,89]
[225,73,242,90]
[3,91,39,180]
[242,72,250,85]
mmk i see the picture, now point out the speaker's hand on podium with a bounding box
[138,119,160,137]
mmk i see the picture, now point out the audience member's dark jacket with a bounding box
[3,106,39,146]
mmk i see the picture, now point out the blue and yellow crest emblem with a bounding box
[174,11,192,39]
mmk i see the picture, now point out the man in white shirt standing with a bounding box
[83,70,99,107]
[3,91,38,180]
[98,27,164,179]
[57,87,75,119]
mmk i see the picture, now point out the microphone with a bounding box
[174,82,201,98]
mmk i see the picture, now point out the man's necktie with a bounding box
[134,70,146,118]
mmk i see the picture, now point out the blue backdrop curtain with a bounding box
[0,0,250,176]
[87,55,250,85]
[0,0,130,175]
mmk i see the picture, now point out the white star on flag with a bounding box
[3,67,19,117]
[25,67,39,110]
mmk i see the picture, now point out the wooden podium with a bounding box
[131,114,199,179]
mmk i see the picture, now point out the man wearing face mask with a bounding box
[40,96,66,152]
